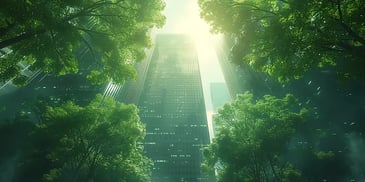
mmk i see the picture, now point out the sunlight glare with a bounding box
[159,0,230,140]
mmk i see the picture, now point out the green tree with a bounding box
[0,0,165,85]
[199,0,365,82]
[14,95,151,182]
[202,92,308,182]
[0,116,34,182]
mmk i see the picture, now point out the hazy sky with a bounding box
[159,0,201,34]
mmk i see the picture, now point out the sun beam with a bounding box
[158,0,230,141]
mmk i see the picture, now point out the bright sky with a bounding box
[157,0,224,80]
[156,0,229,141]
[157,0,225,92]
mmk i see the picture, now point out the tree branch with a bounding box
[251,15,275,22]
[268,156,281,182]
[232,2,278,16]
[85,148,102,181]
[80,36,97,63]
[0,0,125,49]
[0,20,15,37]
[77,27,113,37]
[49,30,63,65]
[84,13,120,17]
[336,0,365,45]
[64,0,126,22]
[0,29,46,49]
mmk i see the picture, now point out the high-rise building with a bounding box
[132,34,213,182]
[210,82,231,112]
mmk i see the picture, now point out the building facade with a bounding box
[136,34,213,182]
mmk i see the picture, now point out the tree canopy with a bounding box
[0,0,165,85]
[12,95,151,182]
[199,0,365,82]
[202,92,308,182]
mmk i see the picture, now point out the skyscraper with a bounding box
[136,34,213,181]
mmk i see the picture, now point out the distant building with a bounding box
[0,43,110,121]
[134,34,214,182]
[210,82,231,112]
[208,82,231,140]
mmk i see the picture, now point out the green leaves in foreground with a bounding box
[0,0,166,85]
[203,92,308,182]
[14,95,151,182]
[199,0,365,81]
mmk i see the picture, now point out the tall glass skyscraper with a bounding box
[136,34,213,182]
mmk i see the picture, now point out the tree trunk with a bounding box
[269,159,282,182]
[0,29,45,49]
[336,0,365,45]
[0,22,15,37]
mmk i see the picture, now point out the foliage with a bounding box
[0,117,33,162]
[199,0,365,82]
[0,0,166,85]
[13,95,151,182]
[202,92,308,182]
